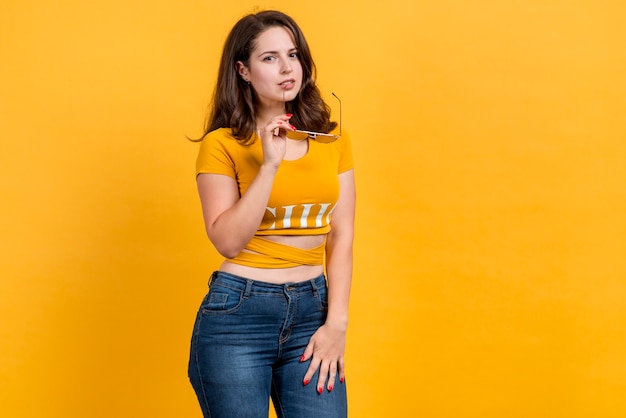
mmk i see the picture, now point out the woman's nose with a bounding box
[281,59,293,74]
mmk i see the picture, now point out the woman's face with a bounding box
[237,26,303,109]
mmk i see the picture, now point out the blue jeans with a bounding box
[188,271,348,418]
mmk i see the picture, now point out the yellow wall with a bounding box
[2,1,625,417]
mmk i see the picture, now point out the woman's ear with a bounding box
[236,61,250,83]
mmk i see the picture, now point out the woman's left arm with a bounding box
[302,169,356,393]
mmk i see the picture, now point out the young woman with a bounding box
[188,10,355,418]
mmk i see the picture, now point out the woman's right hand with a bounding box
[259,114,294,168]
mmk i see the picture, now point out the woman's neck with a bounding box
[255,101,286,129]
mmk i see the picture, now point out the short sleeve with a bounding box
[195,129,237,178]
[336,129,354,173]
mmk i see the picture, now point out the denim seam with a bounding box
[191,314,213,418]
[271,379,287,418]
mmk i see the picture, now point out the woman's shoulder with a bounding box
[202,128,259,148]
[202,127,235,143]
[196,128,242,176]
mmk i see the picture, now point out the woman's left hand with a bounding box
[301,322,346,393]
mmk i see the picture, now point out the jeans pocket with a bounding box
[200,283,244,315]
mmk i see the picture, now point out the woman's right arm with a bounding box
[197,165,277,258]
[197,116,293,258]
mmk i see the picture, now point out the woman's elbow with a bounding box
[207,230,243,259]
[212,241,242,259]
[216,247,241,259]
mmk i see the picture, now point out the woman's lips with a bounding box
[279,79,296,89]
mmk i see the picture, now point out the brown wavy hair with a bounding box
[193,10,336,144]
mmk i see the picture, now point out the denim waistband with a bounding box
[209,270,326,295]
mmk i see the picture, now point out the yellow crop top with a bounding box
[196,127,354,268]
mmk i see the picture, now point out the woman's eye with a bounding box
[289,52,298,59]
[263,56,276,62]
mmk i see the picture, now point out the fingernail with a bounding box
[317,387,323,394]
[340,377,345,384]
[277,121,283,125]
[290,125,297,130]
[328,385,334,392]
[299,355,306,362]
[303,379,309,386]
[285,113,292,117]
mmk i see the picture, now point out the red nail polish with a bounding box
[303,379,309,386]
[290,125,297,130]
[299,355,305,362]
[285,113,292,117]
[277,121,283,125]
[328,385,334,392]
[317,387,323,394]
[340,377,345,384]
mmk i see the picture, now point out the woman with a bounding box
[188,10,355,418]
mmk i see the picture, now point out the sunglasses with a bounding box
[285,93,342,143]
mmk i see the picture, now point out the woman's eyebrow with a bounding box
[257,47,298,57]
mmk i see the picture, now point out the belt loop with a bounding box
[243,279,253,299]
[309,275,320,297]
[208,271,216,287]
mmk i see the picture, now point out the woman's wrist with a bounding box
[259,161,280,173]
[324,315,348,332]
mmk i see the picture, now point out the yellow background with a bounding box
[2,1,625,417]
